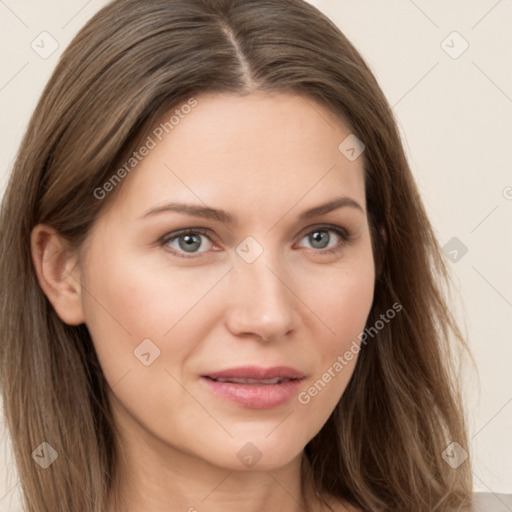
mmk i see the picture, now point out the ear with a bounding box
[30,224,86,326]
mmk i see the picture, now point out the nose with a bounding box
[225,251,297,343]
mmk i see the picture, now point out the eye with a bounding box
[159,225,352,259]
[161,229,215,256]
[297,225,351,254]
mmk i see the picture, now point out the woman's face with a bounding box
[76,91,375,471]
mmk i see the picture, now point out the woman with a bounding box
[0,0,474,510]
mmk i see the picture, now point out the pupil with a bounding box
[310,231,329,249]
[179,234,201,252]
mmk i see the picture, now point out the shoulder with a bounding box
[327,492,512,511]
[473,492,512,511]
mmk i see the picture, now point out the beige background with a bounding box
[1,0,511,509]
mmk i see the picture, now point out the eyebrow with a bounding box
[138,196,364,224]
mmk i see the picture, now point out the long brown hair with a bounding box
[0,0,474,510]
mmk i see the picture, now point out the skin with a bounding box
[31,91,374,512]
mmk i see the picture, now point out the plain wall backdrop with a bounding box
[1,0,511,510]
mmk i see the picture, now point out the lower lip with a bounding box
[201,377,303,409]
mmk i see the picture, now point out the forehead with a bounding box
[106,92,366,222]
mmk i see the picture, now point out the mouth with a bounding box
[200,366,305,409]
[202,365,305,381]
[205,376,295,385]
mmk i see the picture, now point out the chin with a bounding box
[216,434,306,472]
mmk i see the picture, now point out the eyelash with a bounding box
[159,225,353,259]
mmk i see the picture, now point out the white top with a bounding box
[473,493,512,511]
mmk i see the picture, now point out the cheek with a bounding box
[296,244,375,401]
[303,248,375,348]
[294,270,374,428]
[80,247,231,377]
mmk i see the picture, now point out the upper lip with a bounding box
[202,366,305,380]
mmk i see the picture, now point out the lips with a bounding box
[201,366,305,409]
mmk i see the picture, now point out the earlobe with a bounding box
[30,224,86,326]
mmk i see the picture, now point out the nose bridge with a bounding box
[227,239,296,340]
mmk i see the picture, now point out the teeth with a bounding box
[214,377,288,385]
